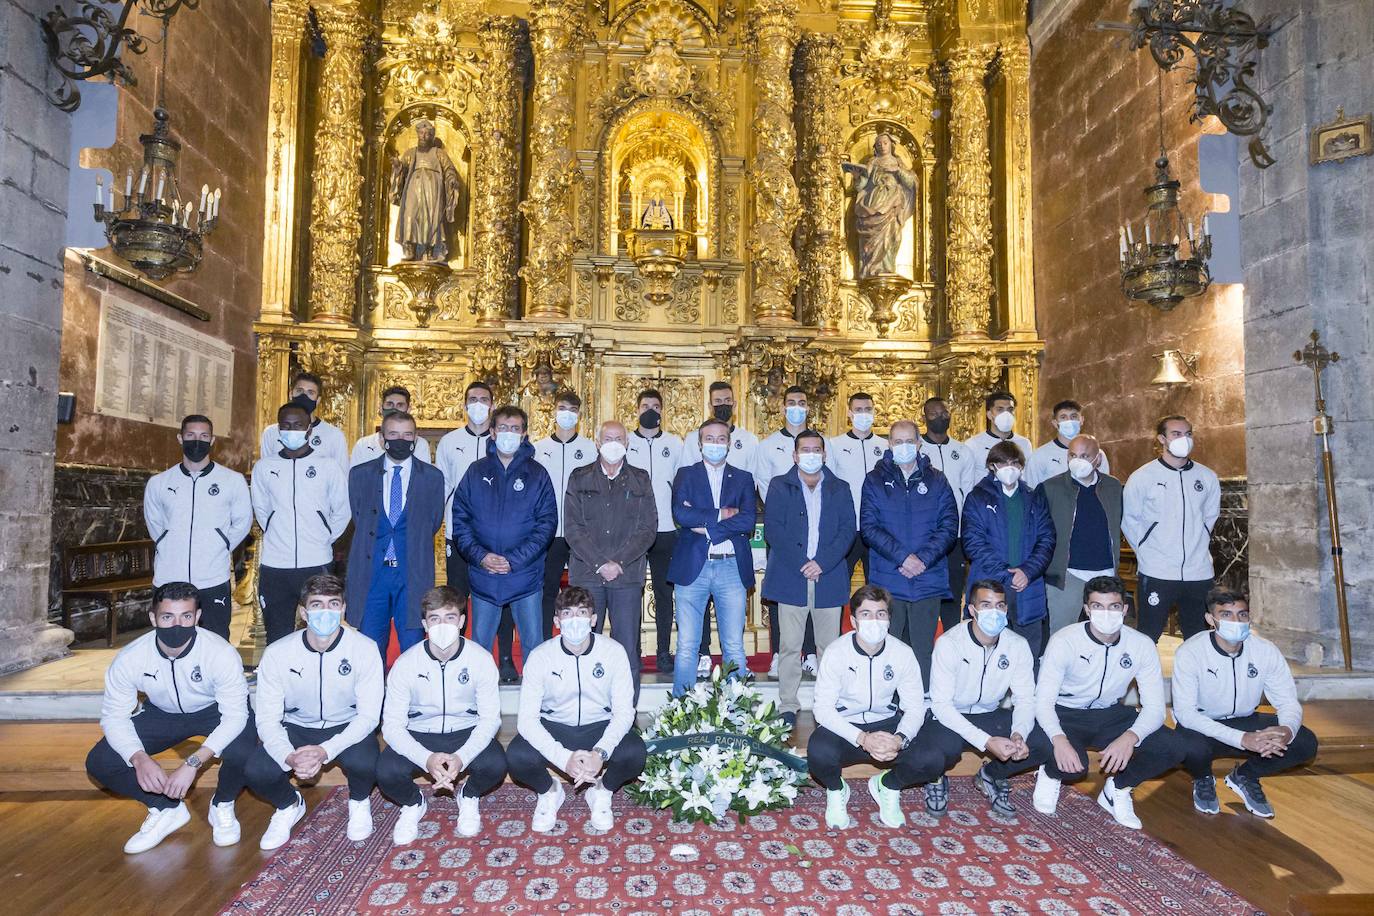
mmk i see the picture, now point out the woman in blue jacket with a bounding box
[961,440,1056,657]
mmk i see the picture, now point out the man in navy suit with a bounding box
[667,417,757,694]
[345,411,445,658]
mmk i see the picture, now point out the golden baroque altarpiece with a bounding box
[255,0,1042,450]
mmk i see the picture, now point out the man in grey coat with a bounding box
[563,421,658,698]
[1037,435,1123,634]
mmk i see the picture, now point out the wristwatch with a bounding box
[895,732,910,750]
[596,748,609,763]
[186,754,203,769]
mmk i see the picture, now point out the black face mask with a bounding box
[380,406,401,421]
[385,438,416,461]
[712,404,733,423]
[181,439,212,462]
[639,409,661,429]
[926,416,951,435]
[291,392,318,415]
[157,623,195,649]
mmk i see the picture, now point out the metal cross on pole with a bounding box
[1294,330,1352,670]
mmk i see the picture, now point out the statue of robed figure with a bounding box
[390,119,463,262]
[842,133,917,279]
[640,197,674,229]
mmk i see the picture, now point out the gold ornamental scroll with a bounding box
[307,1,371,326]
[945,44,996,340]
[746,0,801,326]
[472,16,527,328]
[522,0,585,320]
[994,40,1036,338]
[796,32,845,337]
[260,0,307,320]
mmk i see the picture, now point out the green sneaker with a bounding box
[825,780,853,829]
[868,773,906,828]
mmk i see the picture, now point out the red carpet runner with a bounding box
[222,776,1254,914]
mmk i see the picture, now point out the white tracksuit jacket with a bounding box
[1170,630,1303,749]
[626,429,683,532]
[813,633,926,746]
[517,633,635,766]
[1121,457,1221,581]
[251,451,350,569]
[1034,622,1166,741]
[144,462,251,588]
[928,621,1036,750]
[382,637,502,770]
[826,431,889,528]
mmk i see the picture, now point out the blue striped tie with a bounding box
[385,465,402,562]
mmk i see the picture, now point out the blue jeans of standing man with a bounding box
[360,563,424,658]
[471,591,544,664]
[673,557,747,695]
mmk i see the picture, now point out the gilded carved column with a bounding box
[796,33,844,336]
[521,0,584,320]
[260,0,306,320]
[997,41,1036,337]
[306,2,370,325]
[473,16,526,327]
[945,45,996,340]
[746,0,801,326]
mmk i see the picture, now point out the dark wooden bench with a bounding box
[60,540,155,647]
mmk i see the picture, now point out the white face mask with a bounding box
[797,452,824,474]
[851,411,875,432]
[427,622,460,650]
[995,465,1022,487]
[890,441,918,465]
[495,431,522,455]
[857,618,889,645]
[785,405,808,426]
[1167,436,1194,459]
[559,615,593,644]
[555,409,579,431]
[279,429,308,451]
[1068,457,1096,480]
[466,401,490,425]
[599,440,626,464]
[1090,609,1125,636]
[1057,419,1082,440]
[992,411,1015,434]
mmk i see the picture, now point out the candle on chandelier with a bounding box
[184,201,194,228]
[1118,227,1127,259]
[1186,219,1195,241]
[199,184,208,215]
[155,173,165,204]
[124,170,133,202]
[95,175,103,207]
[137,168,148,197]
[1126,224,1134,245]
[1203,214,1211,237]
[1144,224,1151,246]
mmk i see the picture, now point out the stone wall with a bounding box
[1028,0,1246,476]
[1238,0,1374,668]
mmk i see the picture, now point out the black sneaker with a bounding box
[975,764,1016,818]
[1224,766,1274,818]
[1192,775,1219,815]
[923,774,949,817]
[780,711,797,730]
[499,660,519,684]
[656,653,675,673]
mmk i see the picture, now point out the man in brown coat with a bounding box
[564,421,658,699]
[1037,435,1123,634]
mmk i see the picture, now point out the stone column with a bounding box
[260,0,308,320]
[472,16,527,327]
[0,0,75,672]
[521,0,584,320]
[995,40,1036,338]
[796,33,844,336]
[746,0,801,326]
[306,1,370,326]
[945,45,995,339]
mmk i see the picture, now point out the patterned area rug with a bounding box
[221,776,1257,915]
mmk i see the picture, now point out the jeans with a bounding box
[1177,713,1320,780]
[244,721,379,806]
[471,591,543,664]
[673,558,747,694]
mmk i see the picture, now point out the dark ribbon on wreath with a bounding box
[644,732,809,773]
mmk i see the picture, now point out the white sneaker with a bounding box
[767,654,779,677]
[208,799,241,847]
[802,654,819,676]
[457,794,481,838]
[259,792,306,851]
[697,654,712,677]
[1032,765,1061,815]
[824,781,853,829]
[531,782,566,833]
[123,802,190,854]
[1097,777,1142,830]
[392,797,427,845]
[346,797,374,841]
[586,782,614,831]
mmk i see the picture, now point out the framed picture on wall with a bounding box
[1310,108,1372,165]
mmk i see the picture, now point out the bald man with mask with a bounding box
[1037,435,1123,634]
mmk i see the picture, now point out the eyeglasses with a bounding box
[1087,602,1126,613]
[973,601,1008,612]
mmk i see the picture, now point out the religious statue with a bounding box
[390,120,463,262]
[841,133,917,278]
[640,197,674,229]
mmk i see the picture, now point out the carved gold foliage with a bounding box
[796,33,844,333]
[839,3,933,128]
[296,337,360,427]
[618,0,710,49]
[379,370,470,424]
[864,379,930,426]
[383,280,412,320]
[945,46,996,338]
[946,347,1003,440]
[263,0,307,318]
[613,373,702,437]
[471,336,519,405]
[590,40,735,138]
[720,272,740,323]
[574,266,594,318]
[471,16,526,324]
[666,271,702,324]
[614,274,648,322]
[722,184,740,260]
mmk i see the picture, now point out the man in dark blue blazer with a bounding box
[762,430,856,726]
[667,417,757,694]
[345,411,445,658]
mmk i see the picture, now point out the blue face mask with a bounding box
[1216,619,1250,643]
[495,431,522,455]
[1058,419,1082,440]
[785,405,808,426]
[279,429,308,450]
[797,452,824,474]
[891,442,918,465]
[306,608,341,638]
[976,608,1008,638]
[702,442,729,464]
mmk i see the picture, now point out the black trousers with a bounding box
[195,581,234,640]
[1043,704,1186,789]
[1135,575,1212,642]
[507,719,647,794]
[1012,616,1047,661]
[85,704,256,809]
[589,583,644,702]
[450,544,515,665]
[541,537,572,640]
[647,530,677,658]
[244,721,379,807]
[890,597,942,687]
[259,564,332,645]
[923,709,1053,779]
[806,714,945,791]
[375,726,508,806]
[939,547,968,631]
[1178,713,1320,780]
[844,535,870,583]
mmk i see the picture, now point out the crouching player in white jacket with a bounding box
[377,586,506,844]
[506,586,646,833]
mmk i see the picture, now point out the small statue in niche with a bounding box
[390,119,463,262]
[640,196,674,229]
[842,132,917,278]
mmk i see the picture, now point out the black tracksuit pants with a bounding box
[244,721,379,807]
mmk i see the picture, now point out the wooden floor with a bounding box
[1,704,1372,915]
